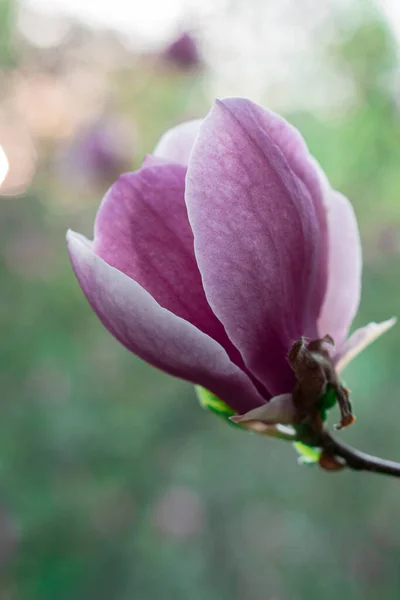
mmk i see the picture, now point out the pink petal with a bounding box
[239,103,328,238]
[225,102,359,349]
[335,317,396,373]
[316,166,362,347]
[186,98,327,395]
[94,164,245,367]
[230,393,295,425]
[141,154,169,168]
[153,120,202,166]
[67,231,265,413]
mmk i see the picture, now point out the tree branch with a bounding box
[318,430,400,478]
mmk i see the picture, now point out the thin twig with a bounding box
[318,430,400,478]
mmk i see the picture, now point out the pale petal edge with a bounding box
[153,119,202,166]
[230,393,295,425]
[316,185,362,347]
[335,317,397,373]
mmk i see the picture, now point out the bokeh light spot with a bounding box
[0,145,9,188]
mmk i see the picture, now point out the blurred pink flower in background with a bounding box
[152,485,205,539]
[67,98,395,423]
[0,506,18,571]
[3,229,58,281]
[163,32,201,71]
[57,117,135,192]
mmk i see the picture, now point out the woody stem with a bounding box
[318,430,400,478]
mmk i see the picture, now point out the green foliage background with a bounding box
[1,2,400,599]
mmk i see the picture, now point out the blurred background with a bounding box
[1,0,400,598]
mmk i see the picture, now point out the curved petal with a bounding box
[317,169,362,347]
[186,98,327,395]
[236,102,328,239]
[94,164,245,367]
[153,119,202,166]
[67,231,265,413]
[245,108,361,348]
[335,317,396,373]
[230,393,295,425]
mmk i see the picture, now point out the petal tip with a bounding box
[230,394,295,426]
[335,316,397,373]
[66,230,93,252]
[229,415,241,423]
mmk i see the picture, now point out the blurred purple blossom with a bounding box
[0,506,18,570]
[164,32,201,70]
[152,486,204,539]
[57,117,135,191]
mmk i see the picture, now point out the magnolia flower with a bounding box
[67,98,395,435]
[163,32,201,70]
